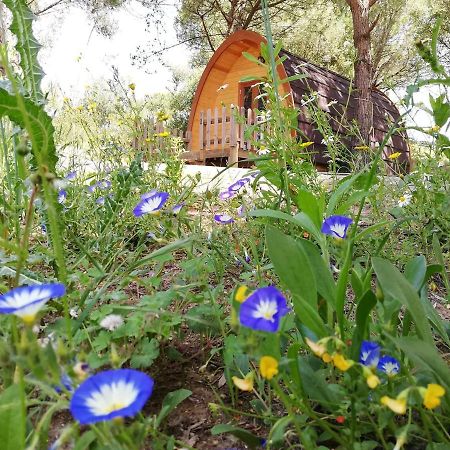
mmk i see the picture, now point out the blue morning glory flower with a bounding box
[321,215,353,239]
[219,190,236,200]
[172,203,184,214]
[0,283,66,323]
[55,372,74,394]
[97,180,111,190]
[239,286,290,332]
[214,214,234,224]
[65,171,77,180]
[141,189,158,200]
[228,178,250,192]
[377,355,400,376]
[133,192,169,216]
[57,190,67,204]
[69,369,154,424]
[359,341,380,368]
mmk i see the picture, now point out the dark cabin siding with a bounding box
[280,49,410,171]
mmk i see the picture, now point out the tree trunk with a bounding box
[346,0,377,166]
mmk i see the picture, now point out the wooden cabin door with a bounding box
[238,82,265,112]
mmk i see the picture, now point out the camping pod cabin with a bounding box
[185,30,410,172]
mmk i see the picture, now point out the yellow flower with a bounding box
[322,352,332,363]
[299,141,314,148]
[154,131,169,138]
[380,396,407,415]
[388,152,401,160]
[366,373,380,389]
[75,105,84,111]
[305,337,326,357]
[430,125,440,133]
[235,285,249,303]
[63,97,70,103]
[157,111,170,122]
[354,145,370,151]
[88,102,97,111]
[422,383,445,410]
[128,83,136,91]
[332,353,354,371]
[259,356,278,380]
[145,137,152,143]
[232,372,254,391]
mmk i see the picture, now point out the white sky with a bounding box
[34,0,191,100]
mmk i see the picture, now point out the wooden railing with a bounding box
[131,107,267,165]
[196,106,268,164]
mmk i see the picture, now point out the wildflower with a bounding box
[236,205,245,217]
[219,190,236,200]
[365,372,381,389]
[235,285,250,303]
[0,284,65,324]
[156,111,170,122]
[397,194,412,207]
[259,356,278,380]
[228,178,250,192]
[172,203,184,214]
[232,372,254,391]
[354,145,370,151]
[321,215,353,239]
[141,189,158,200]
[305,337,327,358]
[239,286,290,332]
[133,192,169,217]
[359,341,380,368]
[332,353,354,371]
[393,432,408,450]
[299,141,314,148]
[69,308,79,318]
[422,383,445,410]
[97,180,111,190]
[128,83,136,91]
[380,395,407,415]
[55,373,73,393]
[217,83,229,92]
[388,152,401,160]
[70,369,154,424]
[96,196,106,206]
[378,355,400,377]
[65,171,77,180]
[322,352,332,363]
[154,131,169,138]
[100,314,124,331]
[73,362,90,380]
[58,190,67,204]
[214,214,234,224]
[257,147,271,155]
[430,125,440,133]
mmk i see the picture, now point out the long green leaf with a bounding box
[3,0,44,101]
[372,258,434,346]
[0,88,57,171]
[155,389,192,429]
[0,384,26,450]
[211,424,263,449]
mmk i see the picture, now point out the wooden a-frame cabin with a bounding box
[183,30,410,171]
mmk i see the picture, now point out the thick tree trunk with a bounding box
[346,0,377,165]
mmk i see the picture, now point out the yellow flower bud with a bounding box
[422,383,445,410]
[232,372,254,391]
[366,373,380,389]
[332,353,354,371]
[381,396,407,415]
[235,285,249,303]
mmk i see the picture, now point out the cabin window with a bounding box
[239,82,266,112]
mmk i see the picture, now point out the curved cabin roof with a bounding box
[187,30,409,170]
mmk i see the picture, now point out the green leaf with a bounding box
[266,226,327,337]
[3,0,44,101]
[326,173,362,217]
[429,94,450,127]
[73,430,96,450]
[372,258,434,346]
[130,338,160,369]
[404,255,427,291]
[211,424,263,449]
[0,88,57,171]
[296,190,322,229]
[351,290,377,360]
[0,384,25,450]
[155,389,192,429]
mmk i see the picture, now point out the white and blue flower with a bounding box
[228,178,250,192]
[57,190,67,204]
[0,283,66,323]
[69,369,154,424]
[218,190,236,200]
[377,355,400,377]
[359,341,381,368]
[239,286,290,332]
[321,215,353,239]
[214,214,234,224]
[133,192,169,217]
[172,203,184,214]
[141,189,158,200]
